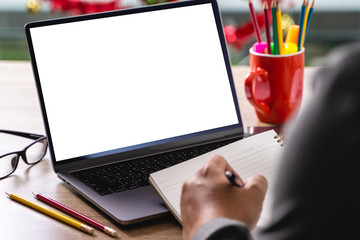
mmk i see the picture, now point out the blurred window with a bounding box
[1,0,360,64]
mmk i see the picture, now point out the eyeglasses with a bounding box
[0,130,48,180]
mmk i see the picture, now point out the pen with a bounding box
[5,192,94,234]
[225,171,243,188]
[33,192,117,237]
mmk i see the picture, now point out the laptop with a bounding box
[25,0,246,225]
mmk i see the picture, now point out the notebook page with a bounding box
[149,130,283,227]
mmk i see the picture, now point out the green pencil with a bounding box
[271,0,278,54]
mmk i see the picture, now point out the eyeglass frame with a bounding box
[0,129,48,180]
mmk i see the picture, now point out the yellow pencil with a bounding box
[6,192,94,234]
[276,2,284,55]
[300,0,310,50]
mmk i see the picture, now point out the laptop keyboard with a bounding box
[72,138,240,196]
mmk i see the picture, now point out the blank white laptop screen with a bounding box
[29,3,239,162]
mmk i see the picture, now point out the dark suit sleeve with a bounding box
[255,41,360,240]
[192,41,360,240]
[192,217,252,240]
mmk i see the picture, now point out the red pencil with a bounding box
[248,0,262,42]
[264,1,272,54]
[33,192,117,237]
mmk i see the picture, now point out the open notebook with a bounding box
[149,130,284,228]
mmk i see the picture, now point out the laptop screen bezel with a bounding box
[25,0,244,172]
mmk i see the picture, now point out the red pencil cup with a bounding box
[244,48,305,124]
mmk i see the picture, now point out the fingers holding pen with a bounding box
[199,155,245,186]
[197,154,269,214]
[182,155,268,231]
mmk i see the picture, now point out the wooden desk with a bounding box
[0,61,317,240]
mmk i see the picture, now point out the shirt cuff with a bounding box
[192,217,252,240]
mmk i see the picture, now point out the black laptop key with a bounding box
[72,138,239,196]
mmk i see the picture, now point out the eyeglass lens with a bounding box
[25,138,47,164]
[0,153,18,178]
[0,138,47,178]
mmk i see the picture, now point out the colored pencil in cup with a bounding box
[248,0,262,42]
[6,192,94,235]
[264,1,272,54]
[271,0,278,54]
[300,0,310,51]
[33,192,117,237]
[297,0,306,51]
[305,0,315,40]
[276,1,285,55]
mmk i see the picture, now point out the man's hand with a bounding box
[180,155,268,240]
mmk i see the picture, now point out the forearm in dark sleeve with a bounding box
[192,217,252,240]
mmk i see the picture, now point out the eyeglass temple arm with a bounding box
[0,130,45,140]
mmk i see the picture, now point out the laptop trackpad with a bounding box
[95,186,169,224]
